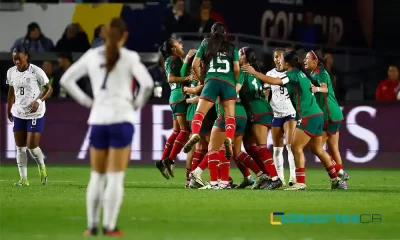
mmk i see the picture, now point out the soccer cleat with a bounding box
[14,179,29,186]
[340,171,350,182]
[39,167,48,185]
[103,227,124,237]
[84,228,98,236]
[189,171,206,187]
[189,179,204,189]
[337,180,348,189]
[228,176,237,188]
[223,138,233,160]
[331,178,340,189]
[263,178,283,190]
[288,177,296,186]
[218,183,231,189]
[284,183,307,190]
[252,174,270,189]
[198,184,219,190]
[183,134,200,153]
[155,160,170,180]
[235,176,255,189]
[163,158,175,178]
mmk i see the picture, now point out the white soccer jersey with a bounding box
[60,46,154,125]
[6,64,49,119]
[264,68,296,118]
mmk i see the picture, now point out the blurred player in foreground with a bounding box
[7,46,52,186]
[60,18,153,236]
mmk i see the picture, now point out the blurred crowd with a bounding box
[1,0,399,102]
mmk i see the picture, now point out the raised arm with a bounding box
[242,65,283,85]
[180,49,197,77]
[60,50,93,108]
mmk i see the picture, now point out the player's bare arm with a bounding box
[264,89,270,102]
[184,85,204,95]
[242,65,282,85]
[168,73,190,83]
[233,61,240,81]
[192,57,204,83]
[7,86,15,122]
[31,83,53,113]
[186,96,199,104]
[311,84,328,93]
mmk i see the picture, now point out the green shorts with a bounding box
[170,101,187,119]
[187,107,217,136]
[200,79,236,103]
[214,116,247,136]
[250,113,272,127]
[323,121,342,135]
[296,114,324,137]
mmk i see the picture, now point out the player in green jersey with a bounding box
[156,38,197,178]
[304,51,349,187]
[238,47,281,189]
[183,23,241,159]
[242,50,344,190]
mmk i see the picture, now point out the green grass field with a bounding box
[0,165,399,240]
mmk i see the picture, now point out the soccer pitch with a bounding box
[0,165,399,240]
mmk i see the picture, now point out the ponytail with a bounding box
[241,47,261,72]
[204,22,231,66]
[159,38,174,59]
[105,18,127,73]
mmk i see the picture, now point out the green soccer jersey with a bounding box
[239,71,273,115]
[186,80,198,121]
[310,68,344,122]
[165,56,185,104]
[195,39,239,87]
[282,69,322,119]
[215,94,247,119]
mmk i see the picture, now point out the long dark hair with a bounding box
[283,50,313,81]
[22,22,47,48]
[159,38,174,59]
[309,50,336,88]
[241,47,261,72]
[105,18,127,73]
[204,22,232,66]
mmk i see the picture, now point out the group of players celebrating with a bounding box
[156,22,349,190]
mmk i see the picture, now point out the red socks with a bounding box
[236,163,251,178]
[161,131,179,160]
[191,149,206,171]
[296,168,306,184]
[326,165,338,179]
[169,129,190,161]
[198,153,208,170]
[245,142,266,173]
[191,112,205,135]
[258,145,278,178]
[207,150,220,182]
[225,116,236,140]
[235,151,262,175]
[331,158,343,173]
[218,147,230,182]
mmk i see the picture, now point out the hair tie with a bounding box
[310,50,318,61]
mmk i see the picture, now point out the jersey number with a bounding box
[251,79,261,98]
[170,83,177,90]
[208,56,230,73]
[20,87,24,95]
[279,86,285,94]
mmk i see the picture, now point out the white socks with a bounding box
[28,147,45,169]
[103,172,125,231]
[286,144,296,179]
[16,147,28,179]
[273,147,284,180]
[86,171,106,229]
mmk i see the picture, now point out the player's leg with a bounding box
[283,118,297,185]
[190,133,209,188]
[325,123,349,181]
[13,117,28,186]
[185,146,195,188]
[271,118,285,184]
[84,125,108,236]
[26,117,47,185]
[156,118,179,180]
[199,126,225,189]
[243,134,266,173]
[252,121,282,190]
[221,85,237,159]
[102,123,134,236]
[184,80,218,153]
[284,128,310,190]
[165,109,190,177]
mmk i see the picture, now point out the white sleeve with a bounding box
[5,69,12,86]
[60,50,93,108]
[33,65,50,86]
[131,52,154,110]
[280,74,289,85]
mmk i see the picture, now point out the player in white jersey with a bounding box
[60,18,154,237]
[263,48,296,186]
[6,46,52,186]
